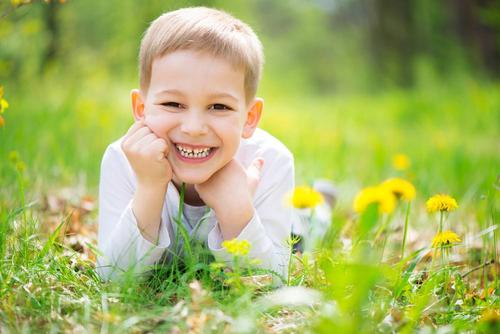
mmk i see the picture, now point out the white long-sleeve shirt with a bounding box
[97,128,295,281]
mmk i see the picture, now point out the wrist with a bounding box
[137,178,170,191]
[133,182,168,244]
[215,199,255,240]
[211,192,252,214]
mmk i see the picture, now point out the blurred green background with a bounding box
[0,0,499,208]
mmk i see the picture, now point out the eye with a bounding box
[210,103,233,111]
[161,102,183,109]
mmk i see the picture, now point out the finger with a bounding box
[247,157,264,179]
[123,126,152,147]
[149,138,169,161]
[132,133,158,151]
[247,157,264,196]
[122,122,145,151]
[124,119,145,138]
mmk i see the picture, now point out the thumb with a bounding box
[247,157,264,176]
[247,157,264,196]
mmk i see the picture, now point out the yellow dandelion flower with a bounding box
[432,230,461,247]
[381,178,416,201]
[426,194,459,213]
[353,186,396,214]
[288,186,324,209]
[392,153,410,171]
[222,239,251,257]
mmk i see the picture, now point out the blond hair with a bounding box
[139,7,264,102]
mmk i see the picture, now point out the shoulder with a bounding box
[100,136,133,175]
[99,136,137,190]
[242,129,295,206]
[102,137,127,162]
[106,137,126,155]
[237,128,294,167]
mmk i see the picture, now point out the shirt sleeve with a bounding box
[96,143,171,281]
[206,151,295,281]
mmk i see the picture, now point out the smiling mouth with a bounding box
[174,143,216,159]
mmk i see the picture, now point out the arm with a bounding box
[132,184,168,244]
[97,121,172,280]
[122,120,172,244]
[198,153,295,280]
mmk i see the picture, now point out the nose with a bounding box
[180,110,208,136]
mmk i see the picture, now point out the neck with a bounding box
[173,180,205,206]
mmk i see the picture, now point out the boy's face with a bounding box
[131,50,262,185]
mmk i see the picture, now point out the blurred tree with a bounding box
[368,0,414,87]
[41,0,60,72]
[336,0,500,87]
[451,0,500,76]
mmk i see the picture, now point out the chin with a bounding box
[174,171,212,185]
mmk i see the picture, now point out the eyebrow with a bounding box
[155,89,238,102]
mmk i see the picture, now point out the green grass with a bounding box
[0,76,498,332]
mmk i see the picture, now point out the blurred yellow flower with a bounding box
[480,307,500,323]
[0,85,8,114]
[209,262,226,271]
[426,194,459,213]
[10,0,24,7]
[15,161,26,173]
[8,150,20,163]
[0,115,4,127]
[288,186,324,209]
[249,258,262,266]
[353,186,396,214]
[222,239,251,257]
[392,153,410,171]
[432,230,461,247]
[0,98,8,113]
[381,178,416,201]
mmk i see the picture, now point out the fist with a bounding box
[194,158,264,239]
[121,119,172,187]
[194,158,264,212]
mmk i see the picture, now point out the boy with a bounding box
[97,7,295,281]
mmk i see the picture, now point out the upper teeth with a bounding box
[175,144,212,158]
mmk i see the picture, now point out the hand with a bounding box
[121,119,172,187]
[195,157,264,239]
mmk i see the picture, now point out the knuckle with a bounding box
[151,137,165,147]
[122,141,133,154]
[143,133,154,141]
[158,139,168,149]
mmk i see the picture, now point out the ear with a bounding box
[242,97,263,139]
[131,89,146,121]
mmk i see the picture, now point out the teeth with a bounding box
[175,144,213,159]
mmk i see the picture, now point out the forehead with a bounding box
[149,50,245,100]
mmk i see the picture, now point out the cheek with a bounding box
[218,118,244,140]
[144,113,175,138]
[220,128,242,155]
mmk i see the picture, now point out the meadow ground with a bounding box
[0,76,498,332]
